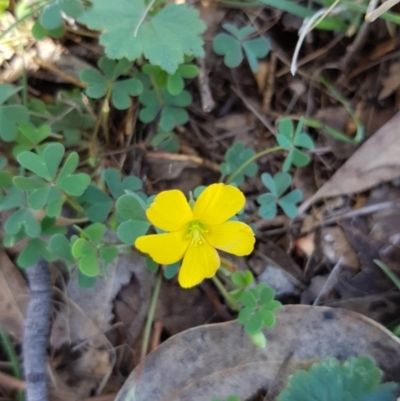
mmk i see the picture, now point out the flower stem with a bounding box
[226,146,282,185]
[211,275,240,312]
[141,268,163,359]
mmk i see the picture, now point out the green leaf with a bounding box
[213,24,270,72]
[19,123,51,145]
[277,356,397,401]
[56,173,91,196]
[0,105,30,142]
[13,176,47,191]
[78,185,113,223]
[242,37,270,73]
[71,238,92,257]
[244,311,262,334]
[83,223,106,244]
[259,308,275,328]
[220,142,258,185]
[259,286,274,305]
[164,262,180,279]
[80,68,108,98]
[49,234,74,262]
[17,143,64,180]
[116,194,147,221]
[0,84,22,104]
[104,168,143,199]
[17,238,57,268]
[240,290,257,308]
[5,209,41,238]
[277,117,314,172]
[238,306,254,324]
[146,255,159,273]
[40,0,84,30]
[78,248,99,277]
[78,270,97,288]
[261,172,291,197]
[213,34,243,68]
[112,78,143,110]
[79,1,206,74]
[100,246,118,264]
[117,220,150,244]
[278,189,302,218]
[258,173,302,220]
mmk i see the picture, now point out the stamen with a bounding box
[187,220,208,245]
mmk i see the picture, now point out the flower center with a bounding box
[187,220,207,245]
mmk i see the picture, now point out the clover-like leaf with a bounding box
[79,1,206,74]
[277,356,397,401]
[71,223,117,277]
[78,185,114,223]
[277,117,314,172]
[213,24,270,73]
[116,193,150,244]
[4,209,41,238]
[258,172,302,219]
[15,145,90,217]
[0,100,30,142]
[13,123,52,156]
[139,89,192,132]
[151,130,179,153]
[104,168,143,198]
[17,238,57,268]
[220,142,258,185]
[143,63,199,95]
[31,20,65,40]
[49,233,75,266]
[80,57,143,110]
[40,0,84,30]
[237,283,281,338]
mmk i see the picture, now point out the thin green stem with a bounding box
[64,193,85,214]
[0,324,24,401]
[211,275,240,312]
[226,146,282,185]
[374,260,400,291]
[141,268,163,359]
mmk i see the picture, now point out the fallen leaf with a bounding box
[379,63,400,100]
[51,249,152,347]
[299,112,400,213]
[0,250,28,340]
[115,305,400,401]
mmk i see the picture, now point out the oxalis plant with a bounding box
[0,0,394,400]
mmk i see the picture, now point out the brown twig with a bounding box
[31,56,87,88]
[197,57,216,112]
[146,151,220,172]
[0,371,26,391]
[23,259,51,401]
[261,53,277,114]
[149,321,163,352]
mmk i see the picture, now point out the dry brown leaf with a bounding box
[51,249,152,348]
[299,112,400,213]
[0,250,28,340]
[115,305,400,401]
[379,63,400,100]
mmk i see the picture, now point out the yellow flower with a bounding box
[135,183,255,288]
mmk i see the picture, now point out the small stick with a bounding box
[31,56,87,89]
[0,371,26,391]
[197,57,216,112]
[23,259,51,401]
[146,151,220,172]
[149,321,163,352]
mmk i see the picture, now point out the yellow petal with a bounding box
[206,221,255,256]
[146,190,193,232]
[135,231,189,265]
[193,183,245,225]
[178,241,220,288]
